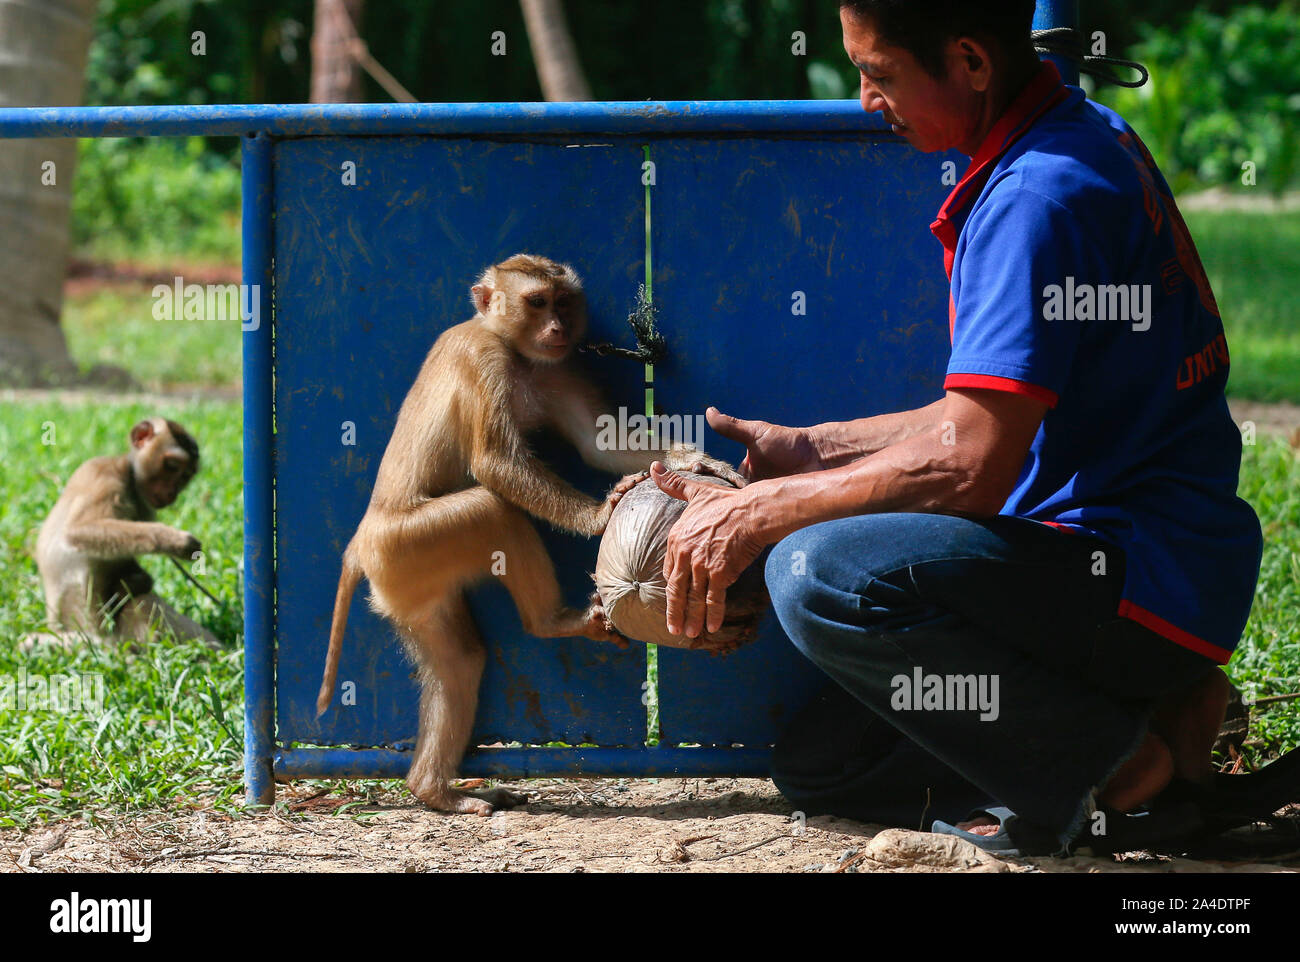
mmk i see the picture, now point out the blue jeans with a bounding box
[765,512,1218,855]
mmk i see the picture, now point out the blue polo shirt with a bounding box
[931,61,1262,662]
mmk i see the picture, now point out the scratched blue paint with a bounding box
[0,100,892,140]
[241,133,276,804]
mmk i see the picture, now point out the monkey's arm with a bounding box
[472,448,612,537]
[468,386,613,536]
[64,519,198,560]
[545,369,742,483]
[806,397,947,468]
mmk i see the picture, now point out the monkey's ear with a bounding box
[470,283,494,316]
[129,420,155,449]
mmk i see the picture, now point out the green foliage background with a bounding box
[71,2,1300,259]
[1093,4,1300,195]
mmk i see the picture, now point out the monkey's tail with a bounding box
[317,543,363,717]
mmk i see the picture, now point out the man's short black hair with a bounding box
[840,1,1038,80]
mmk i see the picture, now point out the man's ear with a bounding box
[471,283,494,316]
[129,420,155,449]
[953,36,994,92]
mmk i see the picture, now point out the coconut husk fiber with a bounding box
[593,471,768,652]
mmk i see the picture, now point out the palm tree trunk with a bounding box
[311,0,365,103]
[519,0,592,102]
[0,0,97,386]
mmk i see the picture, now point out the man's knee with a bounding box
[764,525,848,660]
[765,516,940,662]
[764,527,815,617]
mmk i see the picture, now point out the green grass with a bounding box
[1184,209,1300,403]
[1231,437,1300,755]
[62,287,242,392]
[0,399,245,829]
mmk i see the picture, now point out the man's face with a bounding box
[840,7,983,154]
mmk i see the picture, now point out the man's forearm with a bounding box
[805,397,946,468]
[747,426,997,545]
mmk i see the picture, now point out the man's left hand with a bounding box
[651,461,769,639]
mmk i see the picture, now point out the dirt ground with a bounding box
[1227,399,1300,446]
[2,778,1297,874]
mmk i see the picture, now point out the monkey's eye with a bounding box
[527,295,547,309]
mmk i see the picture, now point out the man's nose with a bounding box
[859,81,886,114]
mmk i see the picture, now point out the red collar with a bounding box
[930,60,1070,280]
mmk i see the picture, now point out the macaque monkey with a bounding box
[32,417,218,648]
[318,253,738,815]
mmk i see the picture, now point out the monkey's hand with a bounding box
[593,470,651,534]
[659,447,747,488]
[161,528,202,560]
[610,470,650,499]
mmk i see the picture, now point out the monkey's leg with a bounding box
[116,593,221,648]
[369,487,619,645]
[402,596,526,815]
[487,498,625,645]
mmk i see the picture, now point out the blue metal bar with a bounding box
[275,747,774,779]
[0,100,894,140]
[1034,0,1081,86]
[241,131,277,806]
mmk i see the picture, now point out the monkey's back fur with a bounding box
[593,473,768,652]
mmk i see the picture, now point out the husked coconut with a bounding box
[593,471,767,651]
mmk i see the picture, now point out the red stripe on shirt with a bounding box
[1117,600,1233,664]
[944,372,1059,408]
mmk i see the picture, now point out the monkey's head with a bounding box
[471,254,587,364]
[128,417,200,509]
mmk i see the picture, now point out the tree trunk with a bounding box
[311,0,365,103]
[519,0,592,102]
[0,0,97,386]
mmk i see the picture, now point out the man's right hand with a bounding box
[706,407,823,480]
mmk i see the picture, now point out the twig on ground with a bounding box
[703,833,787,862]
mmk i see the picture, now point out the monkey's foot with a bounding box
[581,593,630,649]
[19,631,97,652]
[411,785,494,816]
[414,785,529,816]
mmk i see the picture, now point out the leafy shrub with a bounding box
[71,136,241,262]
[1097,4,1300,194]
